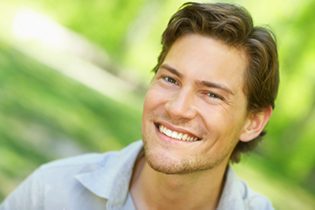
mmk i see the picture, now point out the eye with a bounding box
[206,92,222,100]
[164,76,178,84]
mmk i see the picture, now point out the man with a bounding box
[1,2,278,210]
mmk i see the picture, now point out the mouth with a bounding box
[155,123,201,142]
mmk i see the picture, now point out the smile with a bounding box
[158,124,200,141]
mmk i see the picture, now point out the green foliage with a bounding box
[0,43,142,200]
[47,0,148,58]
[255,0,315,192]
[0,0,315,207]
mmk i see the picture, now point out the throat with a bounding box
[130,160,226,210]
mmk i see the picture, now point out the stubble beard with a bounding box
[141,113,233,175]
[142,112,235,174]
[143,135,233,175]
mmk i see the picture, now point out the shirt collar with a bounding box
[75,141,245,209]
[75,140,144,207]
[217,164,245,210]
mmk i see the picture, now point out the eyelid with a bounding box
[206,92,224,101]
[162,76,178,85]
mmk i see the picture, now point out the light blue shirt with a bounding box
[0,140,274,210]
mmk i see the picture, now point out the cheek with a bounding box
[144,85,169,110]
[142,94,154,138]
[142,87,164,125]
[199,104,246,136]
[143,89,157,114]
[199,104,227,124]
[142,94,153,127]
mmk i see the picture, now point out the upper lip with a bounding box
[155,121,201,139]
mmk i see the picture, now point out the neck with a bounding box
[130,157,228,210]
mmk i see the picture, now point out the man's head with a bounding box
[149,2,279,163]
[141,2,279,175]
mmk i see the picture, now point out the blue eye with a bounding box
[165,77,178,84]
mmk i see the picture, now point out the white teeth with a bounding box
[166,129,172,136]
[159,125,198,142]
[171,131,178,138]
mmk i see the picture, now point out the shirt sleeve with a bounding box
[0,168,43,210]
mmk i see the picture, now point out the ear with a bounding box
[239,106,273,142]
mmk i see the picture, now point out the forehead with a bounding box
[162,34,248,92]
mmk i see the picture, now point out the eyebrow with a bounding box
[160,64,234,95]
[160,64,183,78]
[198,81,234,95]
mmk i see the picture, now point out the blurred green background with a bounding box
[0,0,314,209]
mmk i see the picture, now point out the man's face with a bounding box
[142,34,250,174]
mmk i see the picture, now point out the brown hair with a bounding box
[152,2,279,163]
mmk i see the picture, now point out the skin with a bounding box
[130,34,272,210]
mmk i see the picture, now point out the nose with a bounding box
[165,88,197,121]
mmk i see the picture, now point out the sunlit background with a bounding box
[0,0,314,209]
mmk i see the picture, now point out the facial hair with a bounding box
[142,111,236,175]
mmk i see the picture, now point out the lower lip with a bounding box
[155,124,197,145]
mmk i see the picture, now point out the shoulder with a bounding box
[39,151,118,173]
[0,152,116,209]
[219,165,274,210]
[38,139,143,175]
[1,140,143,209]
[20,139,143,187]
[239,179,274,210]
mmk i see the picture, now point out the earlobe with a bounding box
[239,106,273,142]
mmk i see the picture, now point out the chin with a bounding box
[142,123,232,175]
[143,144,220,175]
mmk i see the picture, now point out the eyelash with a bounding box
[163,76,178,85]
[206,92,223,100]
